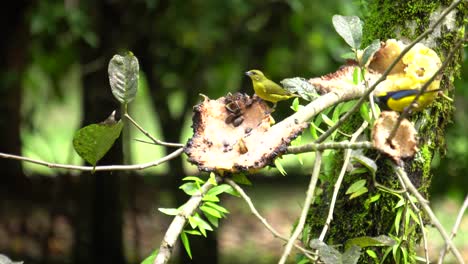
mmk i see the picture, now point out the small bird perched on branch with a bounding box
[245,69,297,107]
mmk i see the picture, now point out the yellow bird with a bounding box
[245,70,297,105]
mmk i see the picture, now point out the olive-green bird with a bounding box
[245,70,297,105]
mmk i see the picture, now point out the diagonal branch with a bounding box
[278,151,323,264]
[394,165,465,264]
[225,178,316,259]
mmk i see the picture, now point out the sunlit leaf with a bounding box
[345,235,395,250]
[204,202,229,214]
[332,15,363,49]
[206,184,232,196]
[182,176,205,184]
[200,205,222,218]
[349,187,368,199]
[180,231,192,259]
[346,179,367,195]
[179,182,199,196]
[73,112,123,166]
[108,52,139,104]
[232,173,252,186]
[140,249,158,264]
[158,208,179,216]
[274,159,287,176]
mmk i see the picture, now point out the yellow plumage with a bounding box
[245,70,296,103]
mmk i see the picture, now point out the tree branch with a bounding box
[438,195,468,264]
[278,151,322,264]
[287,140,372,154]
[225,178,316,259]
[394,165,465,264]
[0,148,184,172]
[154,178,220,264]
[319,121,368,241]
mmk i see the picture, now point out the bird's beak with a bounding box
[245,71,252,76]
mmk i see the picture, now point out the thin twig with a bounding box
[314,0,463,144]
[394,165,465,264]
[0,148,184,172]
[225,178,316,258]
[319,121,368,241]
[287,141,373,154]
[124,113,185,148]
[154,178,220,264]
[395,170,430,263]
[278,152,322,264]
[438,195,468,264]
[387,35,466,142]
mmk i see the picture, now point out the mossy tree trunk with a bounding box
[304,1,466,262]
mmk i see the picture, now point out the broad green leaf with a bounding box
[280,77,319,101]
[141,249,158,264]
[360,102,372,124]
[346,179,367,194]
[332,15,363,49]
[345,235,395,250]
[108,52,139,104]
[223,186,240,197]
[202,211,219,228]
[188,216,197,229]
[360,39,380,66]
[202,195,220,202]
[349,186,368,199]
[204,202,229,214]
[232,173,252,186]
[158,208,179,216]
[206,184,232,196]
[180,231,192,259]
[366,249,378,259]
[364,193,381,209]
[200,205,222,218]
[192,214,213,232]
[179,182,200,196]
[73,113,123,166]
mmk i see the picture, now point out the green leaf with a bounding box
[179,182,200,196]
[346,179,367,195]
[321,113,335,128]
[208,172,218,185]
[158,208,179,216]
[73,112,123,166]
[360,39,380,66]
[280,77,319,101]
[291,97,300,111]
[192,214,213,232]
[206,184,232,196]
[141,249,158,264]
[332,15,363,49]
[180,231,192,259]
[202,211,219,228]
[349,187,368,199]
[360,102,372,124]
[345,235,395,250]
[184,230,201,236]
[222,186,240,197]
[232,173,252,186]
[366,249,378,259]
[364,193,381,209]
[202,195,220,202]
[108,52,139,104]
[351,154,377,177]
[204,202,229,214]
[352,67,361,85]
[395,208,403,235]
[341,51,356,60]
[200,205,222,218]
[182,176,205,184]
[274,159,287,176]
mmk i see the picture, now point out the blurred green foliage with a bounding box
[20,0,466,189]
